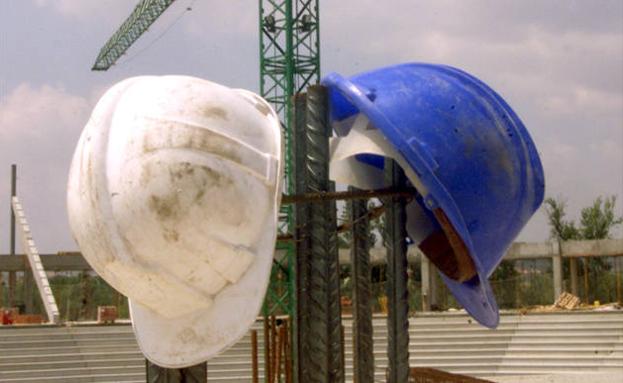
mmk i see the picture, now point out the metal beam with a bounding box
[562,239,623,258]
[281,187,415,204]
[506,239,623,259]
[0,254,91,272]
[92,0,177,70]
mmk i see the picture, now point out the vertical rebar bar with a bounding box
[271,315,278,383]
[294,86,344,383]
[276,323,286,380]
[264,317,272,383]
[284,318,292,383]
[294,92,310,383]
[252,330,259,383]
[384,159,410,383]
[349,187,374,383]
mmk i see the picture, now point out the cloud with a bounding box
[0,83,89,140]
[5,0,622,247]
[321,0,623,241]
[33,0,133,23]
[0,83,91,252]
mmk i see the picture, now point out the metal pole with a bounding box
[384,159,410,383]
[294,92,310,383]
[252,330,259,383]
[264,317,272,383]
[271,316,277,383]
[294,86,344,383]
[284,318,292,383]
[8,164,16,308]
[349,186,374,383]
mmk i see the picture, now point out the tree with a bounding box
[544,197,580,241]
[579,196,623,240]
[544,195,622,303]
[544,195,622,241]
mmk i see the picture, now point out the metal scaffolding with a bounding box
[259,0,321,322]
[92,0,176,70]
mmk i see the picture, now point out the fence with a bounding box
[1,239,622,321]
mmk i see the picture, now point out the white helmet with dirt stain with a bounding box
[67,75,283,368]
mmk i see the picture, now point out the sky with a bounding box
[0,0,622,253]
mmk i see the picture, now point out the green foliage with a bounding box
[544,194,622,304]
[544,197,580,240]
[490,260,520,309]
[579,196,623,240]
[2,272,129,321]
[545,195,622,241]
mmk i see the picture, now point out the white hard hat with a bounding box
[67,75,283,367]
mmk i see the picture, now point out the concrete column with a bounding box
[569,258,579,296]
[429,266,440,309]
[552,241,563,301]
[420,256,431,312]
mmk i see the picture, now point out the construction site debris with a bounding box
[1,308,17,325]
[97,306,118,324]
[554,292,581,309]
[12,314,44,324]
[519,294,621,314]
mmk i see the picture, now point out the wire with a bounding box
[115,0,196,67]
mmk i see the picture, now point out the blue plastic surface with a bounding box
[322,63,545,328]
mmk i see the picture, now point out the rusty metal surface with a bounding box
[251,330,259,383]
[264,318,272,382]
[349,186,375,383]
[281,187,415,204]
[384,160,410,383]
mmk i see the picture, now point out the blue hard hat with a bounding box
[322,63,545,328]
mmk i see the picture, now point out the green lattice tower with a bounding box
[259,0,320,318]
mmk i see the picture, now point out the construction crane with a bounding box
[91,0,320,377]
[92,0,177,71]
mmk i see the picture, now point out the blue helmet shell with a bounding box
[322,63,545,327]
